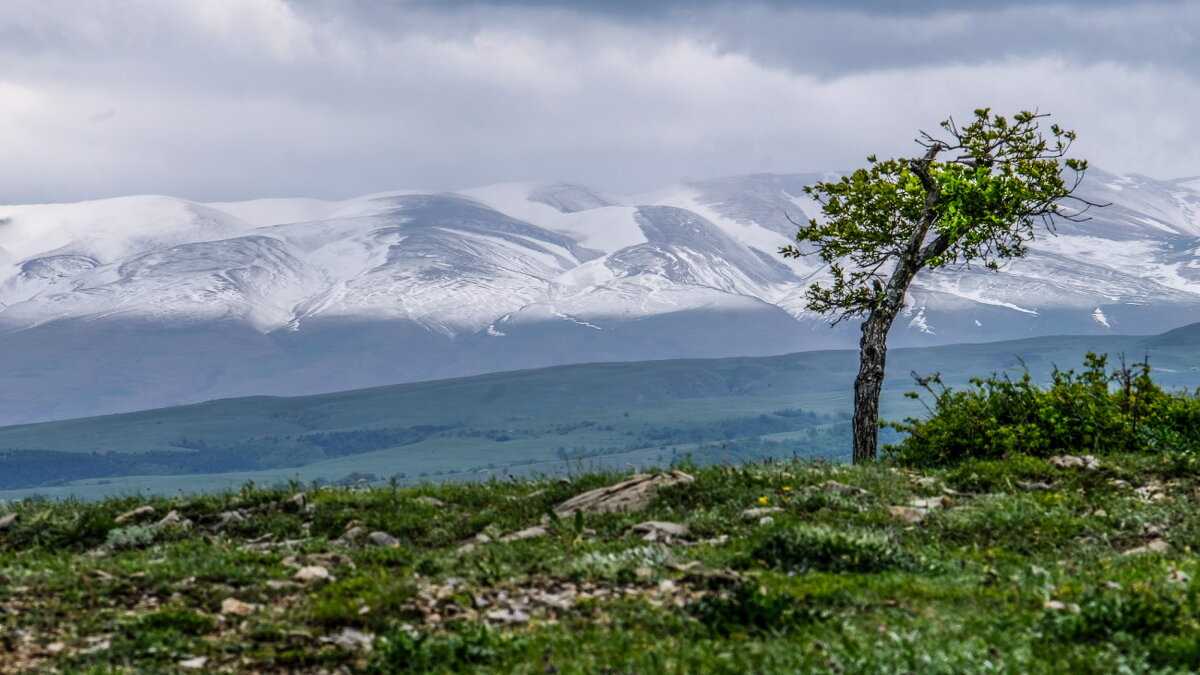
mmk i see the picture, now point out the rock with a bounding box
[1168,567,1191,585]
[368,531,400,548]
[1043,600,1081,612]
[631,521,688,542]
[220,597,258,616]
[294,566,332,583]
[758,516,775,525]
[179,656,209,670]
[115,505,155,524]
[1049,454,1100,470]
[741,507,784,518]
[157,510,192,528]
[501,526,548,542]
[335,526,368,547]
[914,476,940,488]
[0,513,18,531]
[415,496,445,507]
[486,607,531,624]
[910,496,952,510]
[815,481,870,497]
[266,580,301,590]
[886,505,928,525]
[323,627,375,652]
[283,493,307,512]
[1017,481,1052,492]
[554,471,694,517]
[211,510,248,531]
[1123,538,1170,556]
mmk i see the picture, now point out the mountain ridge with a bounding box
[0,168,1197,424]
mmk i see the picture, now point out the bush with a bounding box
[886,353,1200,467]
[746,523,912,574]
[689,582,828,636]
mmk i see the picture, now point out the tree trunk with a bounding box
[852,302,904,463]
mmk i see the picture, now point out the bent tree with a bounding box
[782,108,1101,463]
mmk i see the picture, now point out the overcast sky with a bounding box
[2,0,1197,203]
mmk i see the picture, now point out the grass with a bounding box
[3,449,1200,672]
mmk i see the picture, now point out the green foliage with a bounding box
[689,582,828,636]
[887,353,1200,467]
[105,523,164,550]
[746,523,912,574]
[567,545,671,582]
[371,624,517,673]
[782,108,1090,321]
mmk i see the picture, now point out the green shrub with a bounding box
[105,523,163,550]
[746,523,912,574]
[689,582,828,636]
[370,624,517,673]
[1041,581,1190,643]
[567,545,671,582]
[886,353,1200,467]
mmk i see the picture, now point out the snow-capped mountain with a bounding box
[0,168,1197,425]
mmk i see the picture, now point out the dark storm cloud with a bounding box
[0,0,1197,204]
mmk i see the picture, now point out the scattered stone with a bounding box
[1017,481,1052,492]
[759,516,775,525]
[368,531,400,548]
[283,552,355,570]
[486,607,531,625]
[415,496,445,507]
[322,627,375,652]
[335,526,368,547]
[156,510,191,528]
[294,566,332,583]
[1135,482,1168,502]
[1049,454,1101,470]
[886,505,928,525]
[1103,581,1122,590]
[1043,600,1081,612]
[0,513,18,530]
[741,507,784,518]
[266,580,301,591]
[211,510,248,531]
[815,481,870,498]
[178,656,209,670]
[631,521,688,542]
[1144,522,1165,537]
[501,526,548,542]
[1123,538,1170,556]
[553,471,694,517]
[115,505,155,524]
[1168,567,1191,585]
[220,597,258,616]
[1091,509,1107,518]
[910,496,952,510]
[914,476,940,488]
[283,492,307,512]
[45,642,64,654]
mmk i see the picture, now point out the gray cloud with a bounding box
[0,0,1197,204]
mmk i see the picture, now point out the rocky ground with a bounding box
[2,451,1199,672]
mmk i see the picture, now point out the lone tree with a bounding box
[782,108,1101,463]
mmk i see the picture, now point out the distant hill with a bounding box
[2,325,1196,499]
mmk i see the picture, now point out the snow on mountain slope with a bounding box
[0,169,1196,424]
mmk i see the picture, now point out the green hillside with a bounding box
[0,327,1194,499]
